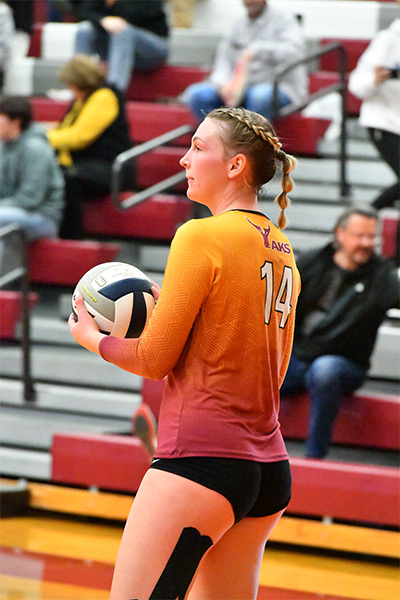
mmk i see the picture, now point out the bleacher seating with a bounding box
[2,1,399,552]
[29,238,120,286]
[52,433,151,493]
[0,291,39,339]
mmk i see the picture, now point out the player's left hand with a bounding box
[68,293,105,355]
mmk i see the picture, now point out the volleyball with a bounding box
[72,262,155,338]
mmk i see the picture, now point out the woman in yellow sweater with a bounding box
[47,55,132,239]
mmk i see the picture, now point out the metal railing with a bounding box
[0,224,35,402]
[111,125,193,211]
[272,42,350,198]
[112,43,350,210]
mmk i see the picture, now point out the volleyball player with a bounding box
[69,107,301,599]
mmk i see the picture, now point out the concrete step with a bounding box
[287,156,395,187]
[0,446,51,480]
[0,378,141,419]
[0,406,131,450]
[264,181,379,205]
[318,138,379,160]
[0,345,142,392]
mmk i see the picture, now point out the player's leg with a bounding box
[188,458,291,599]
[188,511,283,600]
[110,467,235,600]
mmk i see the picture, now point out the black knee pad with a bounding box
[149,526,213,600]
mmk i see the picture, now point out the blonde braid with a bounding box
[275,150,296,230]
[223,108,296,229]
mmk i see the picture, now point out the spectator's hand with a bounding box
[219,82,237,106]
[374,65,392,84]
[68,293,105,354]
[100,16,128,35]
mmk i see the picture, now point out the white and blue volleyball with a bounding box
[72,262,155,338]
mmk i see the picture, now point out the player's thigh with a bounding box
[110,468,235,600]
[188,511,283,600]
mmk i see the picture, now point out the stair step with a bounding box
[0,378,141,419]
[0,345,142,391]
[0,406,131,450]
[0,447,51,480]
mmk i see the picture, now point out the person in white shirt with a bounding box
[182,0,307,122]
[349,18,400,209]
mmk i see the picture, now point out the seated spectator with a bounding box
[348,18,400,210]
[74,0,169,93]
[181,0,307,122]
[47,55,132,239]
[0,96,64,245]
[280,207,399,459]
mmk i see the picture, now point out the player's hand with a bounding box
[149,278,161,301]
[68,293,105,354]
[100,16,128,34]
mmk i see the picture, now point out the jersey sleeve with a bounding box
[99,220,216,379]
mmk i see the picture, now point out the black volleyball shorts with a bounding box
[149,456,291,523]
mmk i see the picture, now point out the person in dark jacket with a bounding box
[280,207,399,459]
[74,0,169,92]
[47,55,132,238]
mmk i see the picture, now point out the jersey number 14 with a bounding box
[261,261,293,329]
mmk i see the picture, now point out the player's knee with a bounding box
[149,526,213,600]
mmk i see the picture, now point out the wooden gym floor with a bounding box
[0,512,398,600]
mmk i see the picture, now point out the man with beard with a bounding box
[281,207,399,459]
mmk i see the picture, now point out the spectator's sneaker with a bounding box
[133,404,157,458]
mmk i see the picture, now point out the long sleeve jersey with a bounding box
[100,210,300,462]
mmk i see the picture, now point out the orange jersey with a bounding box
[100,210,301,461]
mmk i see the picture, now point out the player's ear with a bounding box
[227,153,247,179]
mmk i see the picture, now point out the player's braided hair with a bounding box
[208,107,296,229]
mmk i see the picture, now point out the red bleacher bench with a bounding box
[280,391,400,451]
[289,458,399,526]
[32,96,330,158]
[125,65,210,102]
[82,194,193,240]
[52,433,151,493]
[141,378,400,451]
[381,210,399,261]
[308,71,362,116]
[0,290,39,339]
[29,238,120,286]
[319,38,370,72]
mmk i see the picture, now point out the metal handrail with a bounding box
[111,124,193,211]
[272,42,350,198]
[0,224,35,402]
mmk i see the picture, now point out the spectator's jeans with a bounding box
[0,207,58,277]
[75,21,169,92]
[280,353,367,458]
[0,206,58,240]
[182,81,292,122]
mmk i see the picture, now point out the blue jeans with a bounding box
[280,354,367,458]
[0,207,58,276]
[182,81,292,122]
[75,21,169,92]
[0,206,58,240]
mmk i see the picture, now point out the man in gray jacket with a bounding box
[182,0,307,121]
[0,96,64,242]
